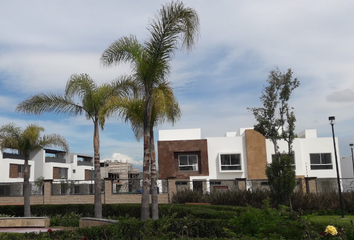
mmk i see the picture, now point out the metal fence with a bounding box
[175,179,238,193]
[0,182,43,197]
[52,179,105,196]
[111,179,169,194]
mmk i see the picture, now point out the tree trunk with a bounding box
[93,120,102,218]
[141,89,152,221]
[23,156,31,217]
[150,131,159,220]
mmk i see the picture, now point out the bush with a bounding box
[50,212,82,227]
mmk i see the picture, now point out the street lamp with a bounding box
[329,116,344,218]
[350,144,354,176]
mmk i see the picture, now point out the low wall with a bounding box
[79,218,118,228]
[0,217,50,228]
[0,179,171,206]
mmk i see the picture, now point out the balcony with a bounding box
[3,152,25,160]
[77,155,93,166]
[45,157,66,163]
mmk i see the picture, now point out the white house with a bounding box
[0,148,94,183]
[158,128,341,192]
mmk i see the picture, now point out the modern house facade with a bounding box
[158,128,341,192]
[0,148,94,183]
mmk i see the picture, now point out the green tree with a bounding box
[102,81,181,219]
[100,1,199,220]
[248,67,300,206]
[16,73,130,218]
[0,123,69,217]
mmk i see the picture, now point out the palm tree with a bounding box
[101,1,199,221]
[101,81,181,219]
[0,123,69,217]
[16,73,131,218]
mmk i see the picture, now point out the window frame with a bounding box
[310,153,333,170]
[219,153,242,172]
[178,154,198,171]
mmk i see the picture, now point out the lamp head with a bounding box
[350,143,354,149]
[329,116,335,125]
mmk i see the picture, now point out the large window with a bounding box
[178,155,198,171]
[220,154,241,171]
[310,153,332,170]
[59,168,68,179]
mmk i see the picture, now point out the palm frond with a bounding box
[16,92,84,117]
[40,134,69,153]
[100,35,143,67]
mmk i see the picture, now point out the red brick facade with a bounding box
[158,139,209,179]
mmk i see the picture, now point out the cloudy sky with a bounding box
[1,1,354,170]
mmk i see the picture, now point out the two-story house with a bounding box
[158,128,341,192]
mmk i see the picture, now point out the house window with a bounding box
[310,153,332,170]
[178,155,198,171]
[220,154,241,171]
[59,168,68,179]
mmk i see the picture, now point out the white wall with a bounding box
[265,136,340,178]
[341,156,354,178]
[205,136,247,179]
[159,128,201,141]
[0,159,35,182]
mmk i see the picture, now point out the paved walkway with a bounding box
[0,227,66,233]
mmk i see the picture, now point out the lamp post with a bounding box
[329,116,344,218]
[350,144,354,176]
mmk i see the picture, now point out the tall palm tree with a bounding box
[101,1,199,221]
[101,81,181,219]
[16,73,131,218]
[0,123,69,217]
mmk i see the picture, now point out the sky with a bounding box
[1,1,354,170]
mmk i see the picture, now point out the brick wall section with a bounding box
[0,179,170,206]
[245,129,267,179]
[305,177,317,194]
[9,164,18,178]
[158,139,209,179]
[236,178,246,190]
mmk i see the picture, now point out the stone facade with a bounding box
[158,139,209,179]
[245,129,267,179]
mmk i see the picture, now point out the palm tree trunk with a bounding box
[141,89,152,221]
[23,156,31,217]
[150,131,159,220]
[93,120,102,218]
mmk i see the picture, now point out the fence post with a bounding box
[296,176,306,194]
[43,179,53,205]
[236,178,247,191]
[305,177,317,194]
[104,178,112,204]
[167,178,177,203]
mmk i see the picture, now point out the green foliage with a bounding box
[227,199,307,239]
[249,67,299,208]
[171,188,208,203]
[266,153,296,205]
[50,212,82,227]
